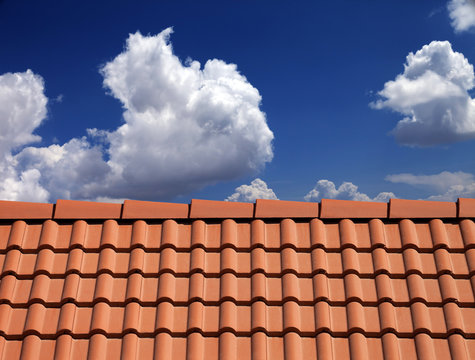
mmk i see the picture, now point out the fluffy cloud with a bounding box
[0,70,50,202]
[226,178,278,202]
[304,179,396,202]
[13,138,109,200]
[99,29,273,199]
[448,0,475,33]
[0,70,47,156]
[386,170,475,200]
[0,29,274,202]
[371,41,475,146]
[0,169,49,202]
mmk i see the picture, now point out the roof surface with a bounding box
[1,198,475,359]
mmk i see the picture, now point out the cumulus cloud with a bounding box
[0,169,49,202]
[13,138,110,200]
[304,179,396,202]
[98,29,273,199]
[448,0,475,33]
[0,70,50,202]
[386,170,475,201]
[0,70,47,156]
[371,41,475,146]
[226,178,278,202]
[0,28,274,202]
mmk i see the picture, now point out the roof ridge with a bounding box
[0,197,473,220]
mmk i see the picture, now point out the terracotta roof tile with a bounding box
[255,199,319,218]
[320,199,387,219]
[189,199,254,218]
[458,198,475,218]
[122,199,189,219]
[389,199,457,219]
[0,200,53,219]
[0,198,475,359]
[54,199,122,219]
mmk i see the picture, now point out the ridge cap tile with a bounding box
[389,199,456,219]
[0,200,53,219]
[122,200,189,219]
[54,199,122,219]
[254,199,319,218]
[320,198,387,219]
[458,198,475,218]
[189,199,253,218]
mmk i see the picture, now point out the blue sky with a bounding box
[1,0,475,203]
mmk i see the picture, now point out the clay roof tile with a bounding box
[54,199,121,219]
[0,197,473,359]
[0,200,53,219]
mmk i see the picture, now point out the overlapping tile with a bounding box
[1,333,475,360]
[1,300,475,337]
[0,198,475,359]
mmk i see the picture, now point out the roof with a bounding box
[1,197,475,359]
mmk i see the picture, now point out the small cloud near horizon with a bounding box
[226,178,278,202]
[304,179,396,202]
[386,170,475,201]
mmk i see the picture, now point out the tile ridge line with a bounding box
[0,198,472,220]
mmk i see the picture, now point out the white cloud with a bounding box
[386,170,475,201]
[386,171,474,191]
[304,179,396,202]
[0,70,50,202]
[448,0,475,33]
[371,41,475,146]
[0,28,274,202]
[427,184,475,201]
[0,169,49,202]
[98,29,273,200]
[13,138,110,200]
[226,178,278,202]
[0,70,47,156]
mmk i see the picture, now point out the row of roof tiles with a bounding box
[2,246,474,277]
[1,300,475,337]
[2,198,475,220]
[1,273,474,306]
[3,333,472,360]
[2,218,475,251]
